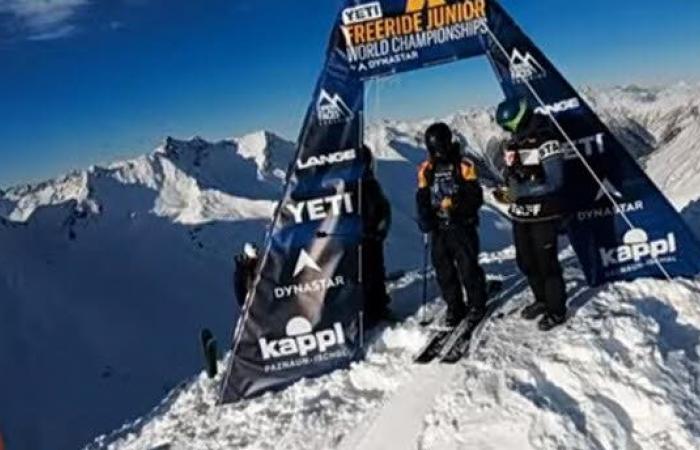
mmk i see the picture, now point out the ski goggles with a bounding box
[499,100,529,132]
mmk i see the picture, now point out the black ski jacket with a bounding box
[416,155,483,233]
[361,177,392,241]
[234,255,257,307]
[503,114,566,222]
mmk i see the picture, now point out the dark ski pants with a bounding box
[431,226,487,318]
[362,238,391,317]
[513,219,567,317]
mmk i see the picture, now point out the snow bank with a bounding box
[93,266,700,450]
[422,276,700,450]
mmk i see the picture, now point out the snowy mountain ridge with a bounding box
[3,82,700,221]
[1,83,700,450]
[582,82,700,209]
[0,131,294,224]
[0,131,294,450]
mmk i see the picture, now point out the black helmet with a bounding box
[496,98,533,133]
[425,122,455,161]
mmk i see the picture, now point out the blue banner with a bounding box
[483,0,700,284]
[220,0,700,403]
[336,0,488,79]
[219,27,367,402]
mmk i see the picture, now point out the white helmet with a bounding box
[243,242,258,259]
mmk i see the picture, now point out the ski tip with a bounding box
[149,445,171,450]
[200,329,218,379]
[207,339,218,352]
[200,328,214,343]
[205,339,218,379]
[414,353,436,364]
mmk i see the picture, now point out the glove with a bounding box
[504,150,515,167]
[417,161,432,189]
[493,187,514,205]
[440,197,453,210]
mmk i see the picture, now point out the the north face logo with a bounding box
[317,89,354,125]
[509,48,547,84]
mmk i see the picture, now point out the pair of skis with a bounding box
[414,279,504,365]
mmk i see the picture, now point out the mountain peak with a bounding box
[233,130,296,180]
[158,135,223,158]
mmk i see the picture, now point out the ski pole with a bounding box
[420,233,431,326]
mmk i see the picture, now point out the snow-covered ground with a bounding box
[94,263,700,450]
[2,83,700,450]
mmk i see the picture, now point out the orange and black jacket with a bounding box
[416,156,483,233]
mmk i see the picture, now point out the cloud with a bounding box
[26,23,75,40]
[0,0,89,40]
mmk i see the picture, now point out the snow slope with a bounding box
[92,262,700,450]
[0,133,293,450]
[2,83,700,450]
[585,82,700,210]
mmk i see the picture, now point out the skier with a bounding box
[234,242,259,307]
[359,145,394,326]
[416,123,488,327]
[493,98,568,331]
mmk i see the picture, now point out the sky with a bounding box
[0,0,699,188]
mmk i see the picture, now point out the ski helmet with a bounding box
[243,242,258,259]
[496,98,533,133]
[425,122,456,161]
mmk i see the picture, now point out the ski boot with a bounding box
[521,302,547,320]
[465,306,486,328]
[441,307,467,329]
[537,312,566,331]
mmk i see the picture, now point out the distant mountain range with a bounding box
[1,83,700,450]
